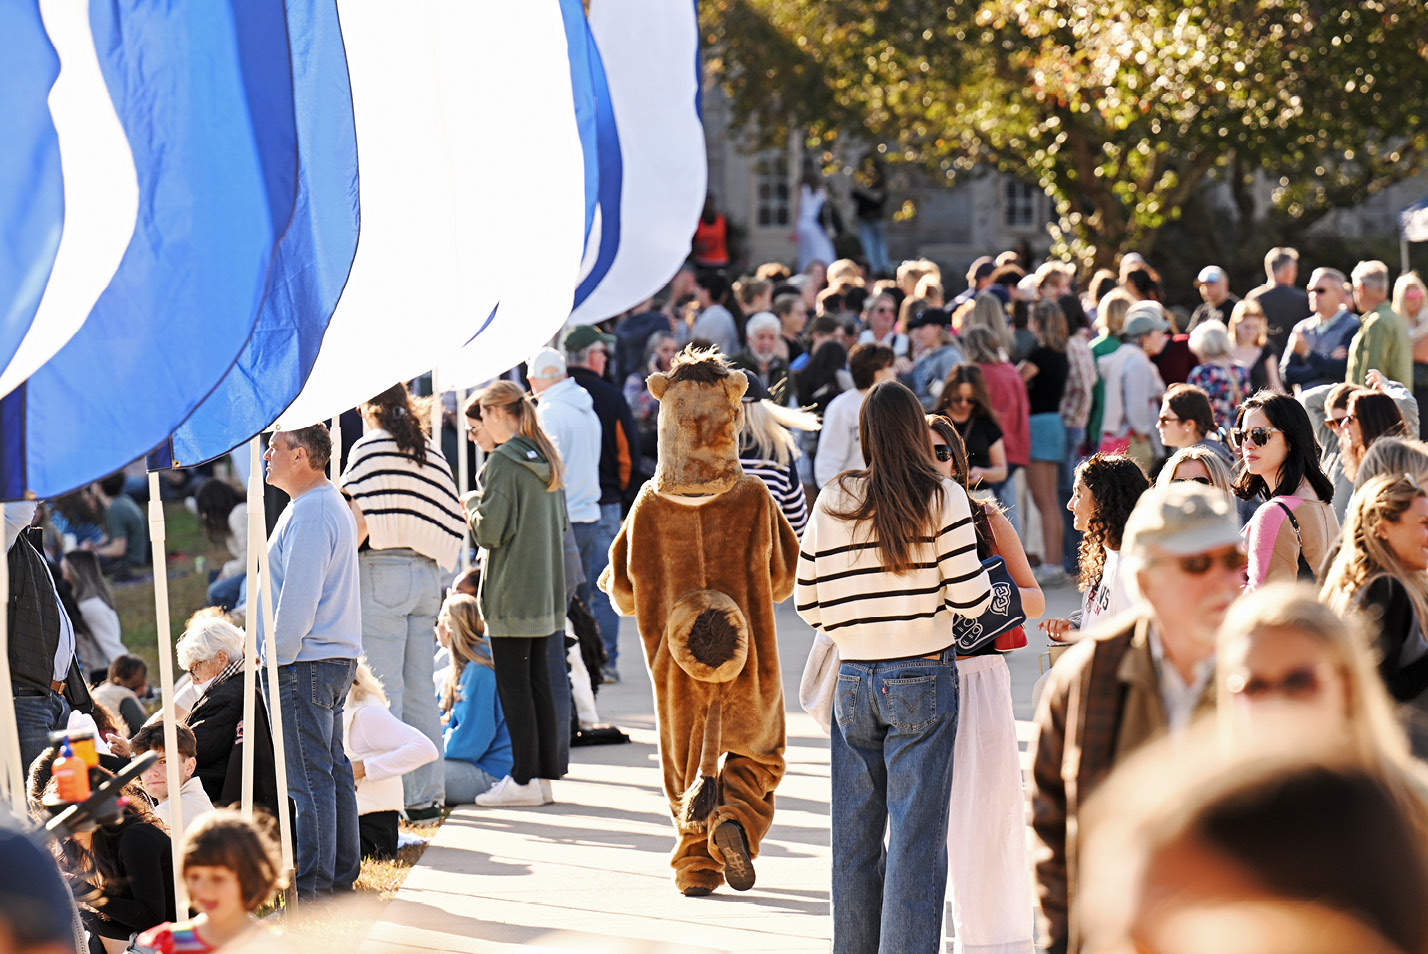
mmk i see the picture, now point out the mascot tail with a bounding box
[666,590,749,832]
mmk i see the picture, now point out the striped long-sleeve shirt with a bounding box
[795,475,992,660]
[338,429,466,571]
[739,455,808,535]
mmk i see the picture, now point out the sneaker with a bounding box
[475,776,547,807]
[1034,565,1070,586]
[713,820,756,891]
[601,666,621,685]
[404,804,443,825]
[538,778,554,805]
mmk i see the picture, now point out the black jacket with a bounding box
[185,668,280,818]
[567,366,642,507]
[8,528,90,712]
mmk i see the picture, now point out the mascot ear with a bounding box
[648,372,669,402]
[723,373,748,403]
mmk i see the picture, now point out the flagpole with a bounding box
[330,416,342,477]
[253,486,297,912]
[0,501,26,817]
[240,439,262,816]
[456,388,471,572]
[148,472,188,914]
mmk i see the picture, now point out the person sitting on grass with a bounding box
[91,655,150,735]
[344,660,439,857]
[132,721,215,837]
[438,594,513,805]
[135,810,283,954]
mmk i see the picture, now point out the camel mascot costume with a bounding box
[600,348,799,896]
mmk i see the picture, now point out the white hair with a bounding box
[176,616,245,670]
[1188,320,1233,361]
[745,311,781,338]
[1352,260,1390,294]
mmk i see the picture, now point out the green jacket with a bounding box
[464,436,567,637]
[1346,300,1412,388]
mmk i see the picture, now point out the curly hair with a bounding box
[1074,454,1150,593]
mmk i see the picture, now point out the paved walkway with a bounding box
[363,585,1078,953]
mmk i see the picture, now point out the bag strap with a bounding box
[1273,499,1316,580]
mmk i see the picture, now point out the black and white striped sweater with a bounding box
[338,429,465,571]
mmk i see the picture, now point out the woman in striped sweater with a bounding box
[797,381,993,954]
[339,383,466,819]
[735,369,817,535]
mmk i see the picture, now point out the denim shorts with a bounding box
[1028,412,1067,462]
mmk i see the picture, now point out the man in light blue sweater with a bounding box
[260,423,363,900]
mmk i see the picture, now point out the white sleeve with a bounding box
[815,399,852,488]
[349,705,439,781]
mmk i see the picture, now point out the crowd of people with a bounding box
[9,237,1428,954]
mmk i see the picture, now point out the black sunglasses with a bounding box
[1174,475,1213,485]
[1158,548,1247,576]
[931,443,953,463]
[1229,426,1281,449]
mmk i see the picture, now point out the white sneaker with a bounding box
[475,776,546,807]
[538,778,554,805]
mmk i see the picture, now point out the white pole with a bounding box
[1403,236,1413,277]
[330,416,342,478]
[0,501,26,817]
[456,388,471,572]
[240,438,262,816]
[253,489,297,909]
[147,472,188,914]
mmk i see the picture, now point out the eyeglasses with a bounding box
[1225,664,1334,700]
[1151,548,1247,576]
[931,443,953,463]
[1325,415,1349,430]
[1157,414,1181,426]
[1173,475,1213,485]
[1228,426,1282,449]
[1308,286,1334,295]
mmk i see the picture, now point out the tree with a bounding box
[702,0,1428,270]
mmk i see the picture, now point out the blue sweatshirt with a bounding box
[259,481,363,666]
[443,662,513,779]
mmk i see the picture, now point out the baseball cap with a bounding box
[906,307,952,331]
[1122,301,1171,338]
[738,369,772,403]
[561,324,617,353]
[1121,482,1242,558]
[1196,265,1226,285]
[527,348,566,380]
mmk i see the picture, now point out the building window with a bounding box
[755,154,790,228]
[1004,179,1039,229]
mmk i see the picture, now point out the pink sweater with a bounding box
[1243,489,1338,590]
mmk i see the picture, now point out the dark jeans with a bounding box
[489,636,559,785]
[545,629,571,778]
[14,688,71,778]
[262,658,360,899]
[359,810,399,860]
[572,503,623,669]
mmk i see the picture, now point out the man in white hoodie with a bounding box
[1097,301,1169,474]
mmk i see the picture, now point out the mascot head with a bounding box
[647,347,746,496]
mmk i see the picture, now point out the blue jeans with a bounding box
[358,550,445,809]
[857,220,891,276]
[831,649,960,954]
[14,689,71,776]
[263,658,360,899]
[443,759,500,803]
[575,502,623,669]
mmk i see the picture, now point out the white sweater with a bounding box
[339,429,466,571]
[343,695,439,815]
[796,475,993,660]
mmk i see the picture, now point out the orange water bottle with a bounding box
[53,741,91,803]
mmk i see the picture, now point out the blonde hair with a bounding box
[826,259,862,287]
[1229,297,1268,347]
[1354,437,1428,491]
[1188,319,1233,362]
[348,658,388,707]
[1156,446,1236,497]
[468,381,564,492]
[1393,271,1428,329]
[1321,475,1428,639]
[1217,585,1412,772]
[896,258,940,290]
[439,593,493,717]
[962,293,1014,356]
[738,399,819,468]
[1096,288,1135,336]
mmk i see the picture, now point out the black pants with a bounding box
[360,810,399,860]
[489,635,559,785]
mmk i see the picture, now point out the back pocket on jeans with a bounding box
[882,674,938,731]
[834,673,860,727]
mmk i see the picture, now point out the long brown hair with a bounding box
[932,362,1001,429]
[1073,455,1149,593]
[928,414,993,559]
[829,382,946,574]
[469,381,564,492]
[361,382,432,460]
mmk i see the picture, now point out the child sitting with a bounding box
[135,810,282,953]
[439,594,513,803]
[343,660,439,859]
[132,722,215,836]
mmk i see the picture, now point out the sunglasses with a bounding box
[1225,664,1333,700]
[1327,414,1355,431]
[1174,475,1213,485]
[1308,286,1335,294]
[948,396,976,407]
[1156,414,1181,426]
[931,443,953,463]
[1229,425,1282,449]
[1152,548,1247,576]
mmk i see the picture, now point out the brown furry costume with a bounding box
[600,349,800,896]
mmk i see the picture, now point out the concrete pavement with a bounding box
[362,583,1080,953]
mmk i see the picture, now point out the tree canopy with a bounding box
[702,0,1428,269]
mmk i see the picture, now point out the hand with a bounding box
[1290,332,1310,357]
[105,734,131,759]
[352,760,365,782]
[1330,346,1348,360]
[894,356,914,375]
[1365,369,1388,390]
[1039,618,1077,641]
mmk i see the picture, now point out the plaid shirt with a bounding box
[1059,330,1096,429]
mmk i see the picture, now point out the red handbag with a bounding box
[994,625,1028,652]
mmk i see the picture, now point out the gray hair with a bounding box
[1264,246,1299,278]
[745,311,781,338]
[1352,260,1390,294]
[1188,320,1233,361]
[1311,266,1348,290]
[176,616,245,671]
[565,342,605,367]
